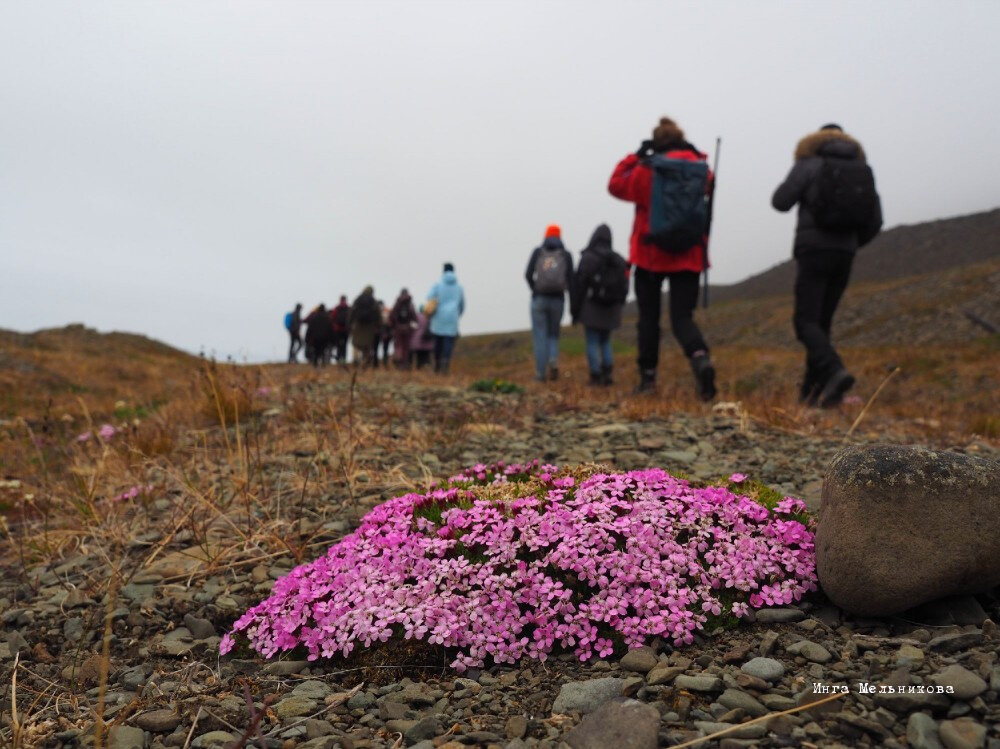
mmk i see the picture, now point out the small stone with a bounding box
[759,630,780,656]
[134,709,181,733]
[620,647,658,673]
[262,660,310,675]
[740,657,784,682]
[346,691,374,710]
[907,712,944,749]
[755,608,805,624]
[928,632,984,653]
[646,664,684,686]
[183,614,216,639]
[404,715,442,744]
[785,640,832,664]
[275,695,317,720]
[109,725,146,749]
[506,715,528,739]
[982,619,999,640]
[897,644,926,667]
[673,675,724,693]
[759,694,797,712]
[931,665,988,701]
[938,717,987,749]
[552,678,625,715]
[292,680,332,701]
[716,689,768,717]
[564,698,659,749]
[693,721,766,740]
[63,617,85,642]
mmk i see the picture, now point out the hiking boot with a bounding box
[548,365,559,381]
[690,353,717,402]
[588,372,602,387]
[799,379,821,406]
[633,369,656,394]
[818,368,855,408]
[601,364,614,386]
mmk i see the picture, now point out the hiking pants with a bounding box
[393,326,412,367]
[530,294,564,378]
[585,327,612,374]
[288,330,302,363]
[793,249,853,384]
[433,335,456,373]
[634,268,707,373]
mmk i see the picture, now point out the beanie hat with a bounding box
[820,123,843,131]
[652,117,685,151]
[443,262,454,272]
[544,224,561,238]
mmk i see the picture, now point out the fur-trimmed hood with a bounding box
[794,130,866,162]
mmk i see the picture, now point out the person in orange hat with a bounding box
[525,224,575,382]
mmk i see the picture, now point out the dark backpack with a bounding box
[810,158,878,232]
[645,154,709,253]
[533,248,569,294]
[393,301,413,324]
[590,252,629,306]
[331,305,349,330]
[354,297,380,325]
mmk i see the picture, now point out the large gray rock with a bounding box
[816,445,1000,616]
[564,698,659,749]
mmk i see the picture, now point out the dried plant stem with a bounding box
[669,691,847,748]
[93,566,120,749]
[846,366,901,439]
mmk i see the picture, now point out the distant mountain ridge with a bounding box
[707,207,1000,304]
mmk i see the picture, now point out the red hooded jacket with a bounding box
[608,148,712,274]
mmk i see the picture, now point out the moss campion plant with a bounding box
[222,461,816,671]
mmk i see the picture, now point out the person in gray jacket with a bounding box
[772,123,883,407]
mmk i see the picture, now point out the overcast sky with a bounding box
[2,1,999,362]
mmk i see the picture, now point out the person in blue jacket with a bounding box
[426,262,465,374]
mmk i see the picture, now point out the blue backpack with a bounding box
[284,312,294,331]
[645,154,709,253]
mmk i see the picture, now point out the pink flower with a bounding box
[729,473,747,484]
[77,431,92,442]
[221,461,817,670]
[98,424,117,440]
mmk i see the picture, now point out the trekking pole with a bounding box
[703,137,721,309]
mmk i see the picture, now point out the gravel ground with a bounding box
[2,377,998,748]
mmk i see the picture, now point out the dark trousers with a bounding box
[288,331,302,363]
[634,267,708,372]
[332,332,348,362]
[433,335,457,373]
[793,250,853,385]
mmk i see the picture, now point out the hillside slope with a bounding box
[0,324,199,419]
[708,207,1000,304]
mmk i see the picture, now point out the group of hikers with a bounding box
[525,116,882,407]
[285,263,465,374]
[286,116,883,408]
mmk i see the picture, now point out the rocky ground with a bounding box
[2,375,999,748]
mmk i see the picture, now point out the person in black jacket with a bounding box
[525,225,574,382]
[772,124,883,407]
[571,224,626,386]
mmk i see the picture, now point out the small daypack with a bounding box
[811,158,878,232]
[283,312,294,331]
[590,252,629,305]
[533,249,568,294]
[331,305,349,331]
[393,301,413,324]
[645,154,709,253]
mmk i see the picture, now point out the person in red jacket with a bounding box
[608,116,716,400]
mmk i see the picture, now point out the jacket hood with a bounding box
[584,224,613,254]
[542,236,565,250]
[795,130,866,161]
[442,270,458,284]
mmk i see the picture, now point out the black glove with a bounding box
[636,139,654,157]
